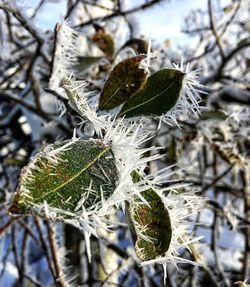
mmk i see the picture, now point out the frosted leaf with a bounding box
[49,22,79,96]
[9,139,118,217]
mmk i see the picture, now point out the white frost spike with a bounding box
[100,120,161,212]
[155,59,206,128]
[78,207,98,263]
[139,33,157,73]
[132,57,206,128]
[59,77,110,136]
[37,200,109,263]
[163,263,167,285]
[49,22,79,96]
[42,136,79,165]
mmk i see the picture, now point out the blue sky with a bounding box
[22,0,230,47]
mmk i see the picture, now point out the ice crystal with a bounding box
[161,59,206,126]
[49,22,79,96]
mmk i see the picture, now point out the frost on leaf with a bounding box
[127,172,172,261]
[119,69,184,118]
[9,140,118,218]
[49,22,79,95]
[128,189,172,261]
[99,55,148,110]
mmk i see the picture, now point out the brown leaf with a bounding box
[99,55,147,110]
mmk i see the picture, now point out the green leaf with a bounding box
[127,172,172,261]
[200,110,228,120]
[99,55,147,110]
[9,140,118,218]
[119,69,185,118]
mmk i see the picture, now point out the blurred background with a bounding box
[0,0,249,286]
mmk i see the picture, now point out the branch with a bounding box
[208,0,225,59]
[75,0,163,28]
[45,221,67,287]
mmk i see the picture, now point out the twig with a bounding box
[0,216,20,236]
[75,0,163,28]
[240,167,250,280]
[34,217,57,283]
[45,221,67,287]
[208,0,225,59]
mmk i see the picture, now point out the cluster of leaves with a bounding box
[9,37,189,263]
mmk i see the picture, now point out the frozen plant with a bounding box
[7,22,206,284]
[1,0,249,286]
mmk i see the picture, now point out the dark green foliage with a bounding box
[9,140,118,218]
[127,172,172,261]
[128,189,172,261]
[119,69,184,118]
[200,110,228,120]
